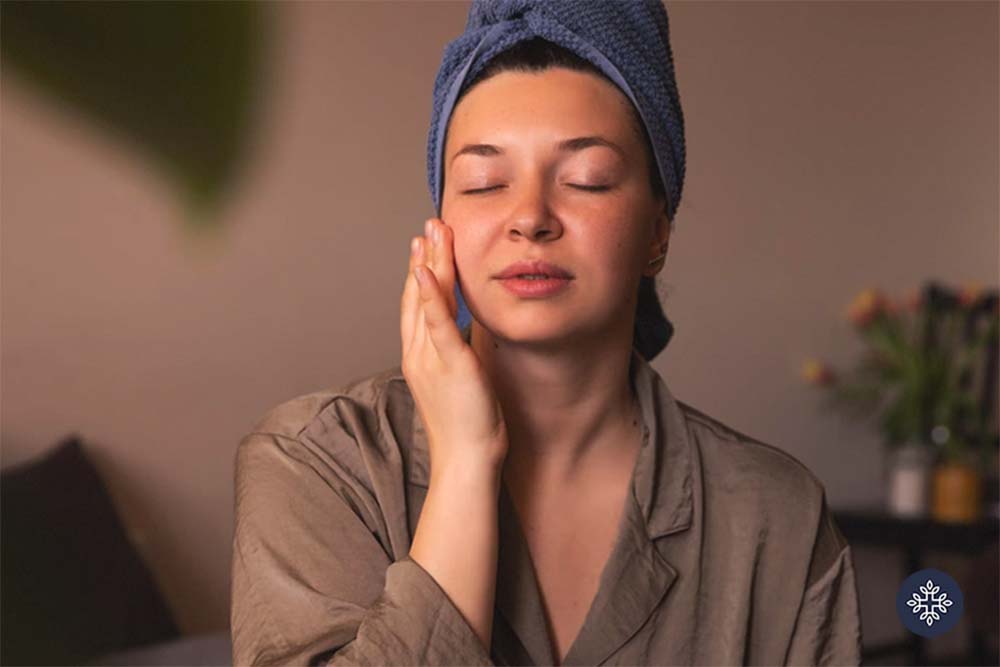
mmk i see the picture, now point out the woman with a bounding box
[230,2,863,666]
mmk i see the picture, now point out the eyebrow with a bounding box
[449,135,626,166]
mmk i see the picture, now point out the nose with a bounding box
[505,177,563,242]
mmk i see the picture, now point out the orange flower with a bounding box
[957,281,984,308]
[801,358,836,385]
[845,288,887,328]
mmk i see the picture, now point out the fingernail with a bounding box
[425,219,433,238]
[411,238,420,256]
[432,225,441,244]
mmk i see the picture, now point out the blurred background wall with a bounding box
[2,0,996,660]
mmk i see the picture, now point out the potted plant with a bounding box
[801,281,999,522]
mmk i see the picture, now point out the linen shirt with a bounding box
[230,330,863,666]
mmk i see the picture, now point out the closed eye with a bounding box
[462,185,505,194]
[461,184,611,195]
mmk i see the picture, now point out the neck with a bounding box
[469,321,642,488]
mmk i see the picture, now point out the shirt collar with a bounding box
[628,342,695,539]
[494,344,694,666]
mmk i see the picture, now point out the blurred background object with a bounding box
[816,281,999,664]
[1,435,180,666]
[831,508,998,665]
[804,281,999,523]
[1,0,275,232]
[1,1,996,665]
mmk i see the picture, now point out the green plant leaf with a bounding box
[1,0,274,230]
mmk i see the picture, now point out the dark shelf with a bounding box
[832,506,999,554]
[830,506,999,667]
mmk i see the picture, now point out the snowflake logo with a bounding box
[906,578,954,626]
[896,568,963,637]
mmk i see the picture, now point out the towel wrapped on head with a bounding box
[426,0,686,360]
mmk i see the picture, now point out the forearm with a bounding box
[409,457,502,653]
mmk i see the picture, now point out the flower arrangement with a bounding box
[802,281,999,471]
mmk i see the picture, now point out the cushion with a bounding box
[1,435,180,666]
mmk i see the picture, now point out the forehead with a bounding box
[445,68,641,150]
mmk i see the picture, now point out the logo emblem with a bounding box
[896,568,964,637]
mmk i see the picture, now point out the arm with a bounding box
[408,457,502,653]
[784,498,864,666]
[230,430,496,667]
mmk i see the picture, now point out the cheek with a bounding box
[589,224,644,276]
[447,226,482,276]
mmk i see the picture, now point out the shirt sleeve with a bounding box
[784,498,864,666]
[230,430,495,667]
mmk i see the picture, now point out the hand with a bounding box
[400,218,509,472]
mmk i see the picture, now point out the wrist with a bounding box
[430,454,503,490]
[429,430,508,483]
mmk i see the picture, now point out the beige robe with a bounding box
[230,330,863,666]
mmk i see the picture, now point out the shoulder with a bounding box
[245,365,404,441]
[676,399,827,521]
[673,400,847,579]
[235,364,417,487]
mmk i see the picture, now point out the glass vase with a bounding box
[931,448,984,524]
[883,442,935,517]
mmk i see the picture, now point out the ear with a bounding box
[644,201,671,275]
[654,203,671,247]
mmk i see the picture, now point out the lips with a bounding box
[495,259,574,280]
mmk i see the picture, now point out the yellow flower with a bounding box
[845,288,887,327]
[801,358,835,385]
[957,281,984,307]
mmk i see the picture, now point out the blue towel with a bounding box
[426,0,685,359]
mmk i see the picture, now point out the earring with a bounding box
[647,246,667,266]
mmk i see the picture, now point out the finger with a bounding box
[435,219,459,317]
[400,236,417,355]
[415,220,437,353]
[414,263,464,357]
[412,262,428,356]
[423,218,436,280]
[401,236,424,359]
[414,236,432,354]
[424,218,457,319]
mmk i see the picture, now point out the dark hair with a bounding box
[454,37,674,360]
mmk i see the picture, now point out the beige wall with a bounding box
[2,0,996,644]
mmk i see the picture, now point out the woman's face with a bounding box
[441,66,668,344]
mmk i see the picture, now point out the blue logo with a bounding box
[895,568,964,637]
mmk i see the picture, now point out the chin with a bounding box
[481,308,604,345]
